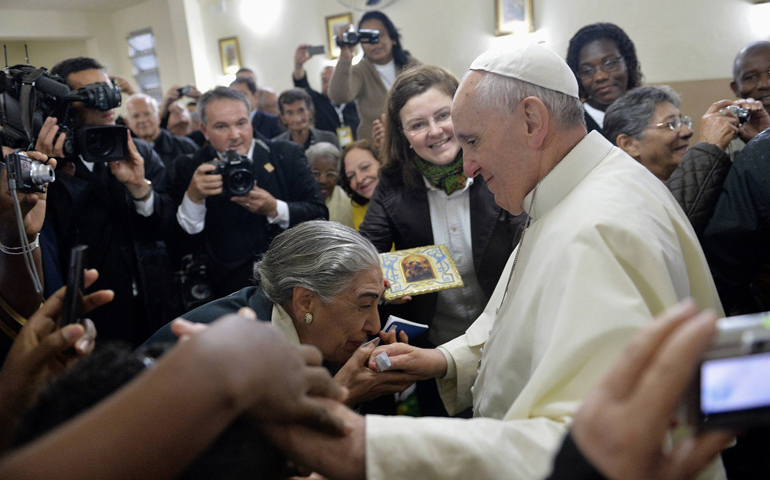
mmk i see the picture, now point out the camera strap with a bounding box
[19,69,47,148]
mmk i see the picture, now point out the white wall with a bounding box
[187,0,770,96]
[1,40,90,69]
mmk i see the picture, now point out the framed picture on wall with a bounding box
[326,12,353,59]
[218,36,242,75]
[495,0,534,36]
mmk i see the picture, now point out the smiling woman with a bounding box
[358,65,525,416]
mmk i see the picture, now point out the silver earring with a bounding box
[303,312,314,324]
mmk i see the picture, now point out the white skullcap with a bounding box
[469,42,579,99]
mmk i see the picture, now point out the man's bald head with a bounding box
[125,93,161,142]
[731,41,770,114]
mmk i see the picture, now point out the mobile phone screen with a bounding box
[307,45,325,56]
[701,351,770,414]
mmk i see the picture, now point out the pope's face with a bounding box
[453,71,538,215]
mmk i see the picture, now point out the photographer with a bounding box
[0,145,52,359]
[36,57,177,348]
[168,86,327,299]
[124,93,198,168]
[328,11,420,140]
[292,45,360,144]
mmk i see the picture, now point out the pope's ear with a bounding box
[615,133,640,159]
[520,97,549,148]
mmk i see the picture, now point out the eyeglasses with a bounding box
[403,110,452,136]
[312,171,339,182]
[577,56,625,79]
[649,116,692,131]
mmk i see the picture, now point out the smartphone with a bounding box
[307,45,325,56]
[60,245,88,327]
[688,312,770,430]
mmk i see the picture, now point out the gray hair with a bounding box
[198,86,251,126]
[465,70,586,130]
[603,85,681,145]
[126,92,159,113]
[254,220,380,305]
[305,142,342,170]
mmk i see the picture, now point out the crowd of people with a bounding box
[0,10,769,480]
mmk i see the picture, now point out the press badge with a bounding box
[337,125,354,147]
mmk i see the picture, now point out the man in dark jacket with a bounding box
[38,57,177,347]
[292,45,360,144]
[168,86,327,298]
[229,77,283,139]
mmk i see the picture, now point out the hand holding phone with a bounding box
[60,245,88,327]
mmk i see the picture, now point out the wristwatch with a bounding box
[130,179,153,202]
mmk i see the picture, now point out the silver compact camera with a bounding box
[687,311,770,430]
[725,104,750,125]
[4,151,55,193]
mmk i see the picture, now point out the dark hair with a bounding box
[230,77,257,95]
[566,23,643,101]
[380,65,459,196]
[14,343,286,480]
[277,88,313,115]
[359,11,411,68]
[340,139,382,205]
[199,86,251,125]
[50,57,105,87]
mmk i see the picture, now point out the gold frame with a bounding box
[325,12,354,60]
[218,36,242,75]
[495,0,534,36]
[380,245,464,301]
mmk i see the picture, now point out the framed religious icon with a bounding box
[380,245,464,301]
[325,12,353,60]
[218,36,242,75]
[495,0,534,36]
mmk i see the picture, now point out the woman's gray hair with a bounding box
[604,85,682,145]
[305,142,342,170]
[254,220,380,305]
[465,70,586,130]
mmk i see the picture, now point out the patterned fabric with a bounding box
[414,152,466,195]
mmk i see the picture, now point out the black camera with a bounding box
[687,311,770,431]
[176,254,214,311]
[207,149,254,197]
[335,25,380,48]
[3,151,55,193]
[725,104,750,125]
[0,64,125,162]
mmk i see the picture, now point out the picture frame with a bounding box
[218,36,242,75]
[380,245,464,301]
[325,12,354,60]
[495,0,534,36]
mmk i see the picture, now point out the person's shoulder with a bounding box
[132,137,155,160]
[183,286,259,323]
[167,129,199,151]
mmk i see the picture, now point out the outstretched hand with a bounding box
[0,268,112,448]
[570,300,734,480]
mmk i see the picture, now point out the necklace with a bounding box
[495,178,543,315]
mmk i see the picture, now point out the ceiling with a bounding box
[0,0,149,11]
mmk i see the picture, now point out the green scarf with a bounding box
[414,151,467,195]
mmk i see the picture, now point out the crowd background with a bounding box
[1,0,766,143]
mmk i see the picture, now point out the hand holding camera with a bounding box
[733,98,770,143]
[699,100,742,150]
[188,162,223,204]
[0,150,53,246]
[107,133,150,200]
[230,184,278,217]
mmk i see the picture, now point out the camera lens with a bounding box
[228,169,253,196]
[29,163,55,185]
[87,130,116,157]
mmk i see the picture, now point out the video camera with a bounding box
[207,149,254,197]
[687,311,770,430]
[0,63,129,162]
[334,25,380,48]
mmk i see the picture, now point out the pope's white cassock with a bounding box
[365,131,726,480]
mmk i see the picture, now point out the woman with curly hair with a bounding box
[566,22,644,135]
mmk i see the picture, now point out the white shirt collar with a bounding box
[271,303,301,345]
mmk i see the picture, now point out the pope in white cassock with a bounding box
[264,43,727,480]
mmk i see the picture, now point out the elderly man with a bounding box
[125,93,198,168]
[264,43,725,480]
[732,41,770,116]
